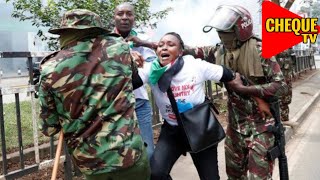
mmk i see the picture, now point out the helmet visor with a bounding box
[203,6,240,33]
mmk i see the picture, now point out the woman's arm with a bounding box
[132,69,143,90]
[195,56,235,82]
[220,66,236,82]
[130,51,146,90]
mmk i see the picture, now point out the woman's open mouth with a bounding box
[160,53,170,60]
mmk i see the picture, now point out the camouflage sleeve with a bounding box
[254,57,288,98]
[184,45,217,64]
[38,75,61,137]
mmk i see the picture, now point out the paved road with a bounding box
[285,99,320,179]
[315,54,320,68]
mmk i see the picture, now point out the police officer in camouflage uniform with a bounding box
[276,48,294,122]
[38,9,150,180]
[185,5,288,180]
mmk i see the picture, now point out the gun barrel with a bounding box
[279,155,289,180]
[269,101,289,180]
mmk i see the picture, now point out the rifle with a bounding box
[267,100,289,180]
[240,75,289,180]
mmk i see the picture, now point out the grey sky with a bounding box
[0,0,44,32]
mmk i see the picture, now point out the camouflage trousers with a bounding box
[280,101,290,121]
[280,79,292,121]
[84,147,150,180]
[225,127,275,180]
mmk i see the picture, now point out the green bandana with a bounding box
[149,60,168,85]
[59,28,106,49]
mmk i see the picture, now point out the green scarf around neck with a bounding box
[149,60,168,85]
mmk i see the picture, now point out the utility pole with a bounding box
[271,0,281,5]
[284,0,297,10]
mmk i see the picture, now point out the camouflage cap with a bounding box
[49,9,110,34]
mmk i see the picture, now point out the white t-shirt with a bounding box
[139,55,223,126]
[132,46,157,100]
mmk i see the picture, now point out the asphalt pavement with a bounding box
[285,98,320,180]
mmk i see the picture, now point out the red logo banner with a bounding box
[262,1,320,58]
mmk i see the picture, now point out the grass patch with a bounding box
[1,100,51,154]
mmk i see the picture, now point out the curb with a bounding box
[292,70,319,88]
[284,90,320,142]
[0,141,59,165]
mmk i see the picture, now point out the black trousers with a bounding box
[151,121,220,180]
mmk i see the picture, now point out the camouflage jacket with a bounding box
[276,50,294,79]
[38,34,144,175]
[186,44,288,135]
[112,28,137,45]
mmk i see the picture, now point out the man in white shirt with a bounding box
[113,2,156,159]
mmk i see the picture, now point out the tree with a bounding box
[299,1,320,24]
[257,0,296,9]
[6,0,172,50]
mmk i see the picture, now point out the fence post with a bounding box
[15,93,25,169]
[0,89,8,175]
[31,90,40,164]
[27,57,33,85]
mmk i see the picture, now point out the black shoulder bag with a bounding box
[167,88,226,153]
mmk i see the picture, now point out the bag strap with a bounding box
[166,88,184,126]
[205,96,220,115]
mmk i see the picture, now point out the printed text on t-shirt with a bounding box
[171,84,195,98]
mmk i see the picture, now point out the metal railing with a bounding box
[0,50,316,179]
[292,50,317,78]
[0,52,75,180]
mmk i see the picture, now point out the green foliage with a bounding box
[299,1,320,24]
[1,101,51,154]
[6,0,172,50]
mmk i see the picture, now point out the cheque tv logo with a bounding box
[262,1,320,58]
